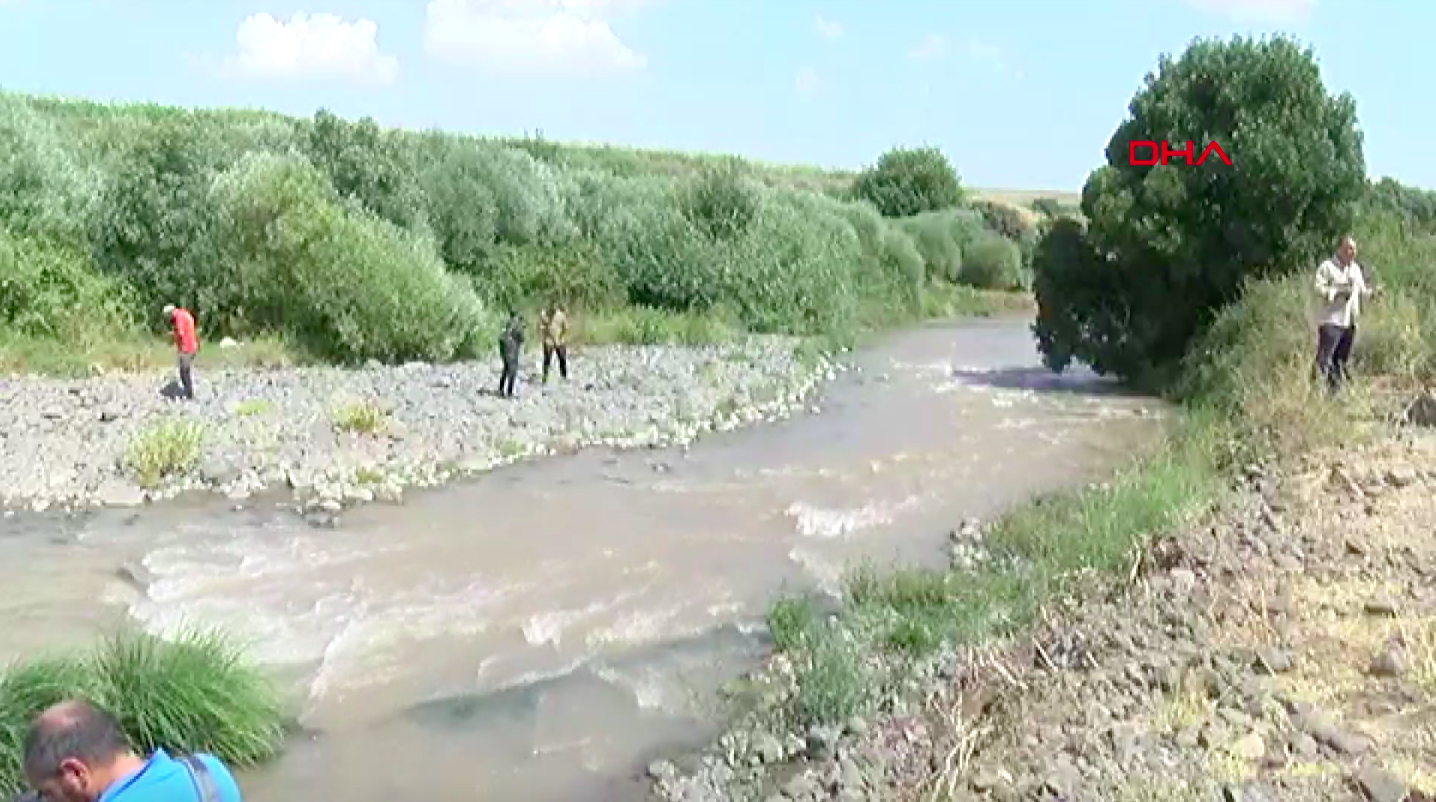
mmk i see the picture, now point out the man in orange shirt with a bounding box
[162,304,198,400]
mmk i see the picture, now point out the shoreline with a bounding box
[644,426,1436,802]
[0,336,841,519]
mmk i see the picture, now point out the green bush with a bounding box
[1033,35,1366,382]
[0,95,102,245]
[851,146,963,218]
[960,232,1027,290]
[680,157,761,240]
[415,137,501,276]
[0,231,132,341]
[206,153,492,362]
[303,109,426,232]
[898,212,963,282]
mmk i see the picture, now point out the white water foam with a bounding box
[520,592,641,648]
[784,495,921,539]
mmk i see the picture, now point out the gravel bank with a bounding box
[0,337,837,516]
[648,432,1436,802]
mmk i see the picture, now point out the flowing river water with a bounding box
[0,318,1164,802]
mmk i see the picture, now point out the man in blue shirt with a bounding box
[21,699,243,802]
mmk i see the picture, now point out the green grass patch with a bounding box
[331,401,387,435]
[124,420,205,489]
[0,331,299,378]
[0,628,287,798]
[571,307,742,347]
[233,399,273,417]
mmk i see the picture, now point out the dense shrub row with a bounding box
[0,92,1038,365]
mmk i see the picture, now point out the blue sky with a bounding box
[0,0,1429,191]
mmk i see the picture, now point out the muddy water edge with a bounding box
[0,317,1165,802]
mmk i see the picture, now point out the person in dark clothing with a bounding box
[498,311,524,398]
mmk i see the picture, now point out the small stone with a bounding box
[318,498,343,514]
[836,757,865,792]
[751,733,784,764]
[646,760,674,780]
[1385,466,1419,488]
[1169,567,1198,594]
[805,725,840,761]
[1289,733,1319,760]
[784,771,820,801]
[844,716,868,737]
[1365,594,1399,617]
[1254,647,1293,674]
[1354,765,1409,802]
[1369,646,1409,678]
[1228,731,1266,762]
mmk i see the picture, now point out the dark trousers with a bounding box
[177,352,195,400]
[498,355,518,398]
[1314,323,1355,392]
[542,343,568,382]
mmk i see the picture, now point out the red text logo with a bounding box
[1128,140,1231,166]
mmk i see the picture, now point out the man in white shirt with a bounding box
[1312,235,1373,392]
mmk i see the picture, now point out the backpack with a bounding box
[177,754,222,802]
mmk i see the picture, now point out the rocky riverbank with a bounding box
[0,337,837,517]
[648,431,1436,802]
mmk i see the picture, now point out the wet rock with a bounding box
[91,476,144,507]
[1353,765,1408,802]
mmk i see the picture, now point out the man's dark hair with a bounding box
[22,699,132,781]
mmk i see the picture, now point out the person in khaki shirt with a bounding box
[539,301,569,382]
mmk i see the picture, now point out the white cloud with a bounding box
[424,0,647,75]
[814,14,843,39]
[1181,0,1316,23]
[908,33,1019,78]
[223,12,398,84]
[963,37,1019,78]
[794,66,820,95]
[907,33,946,61]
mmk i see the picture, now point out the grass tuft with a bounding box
[0,629,287,798]
[331,400,387,435]
[124,420,205,489]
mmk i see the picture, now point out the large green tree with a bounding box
[1032,35,1365,382]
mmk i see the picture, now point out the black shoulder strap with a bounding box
[178,754,222,802]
